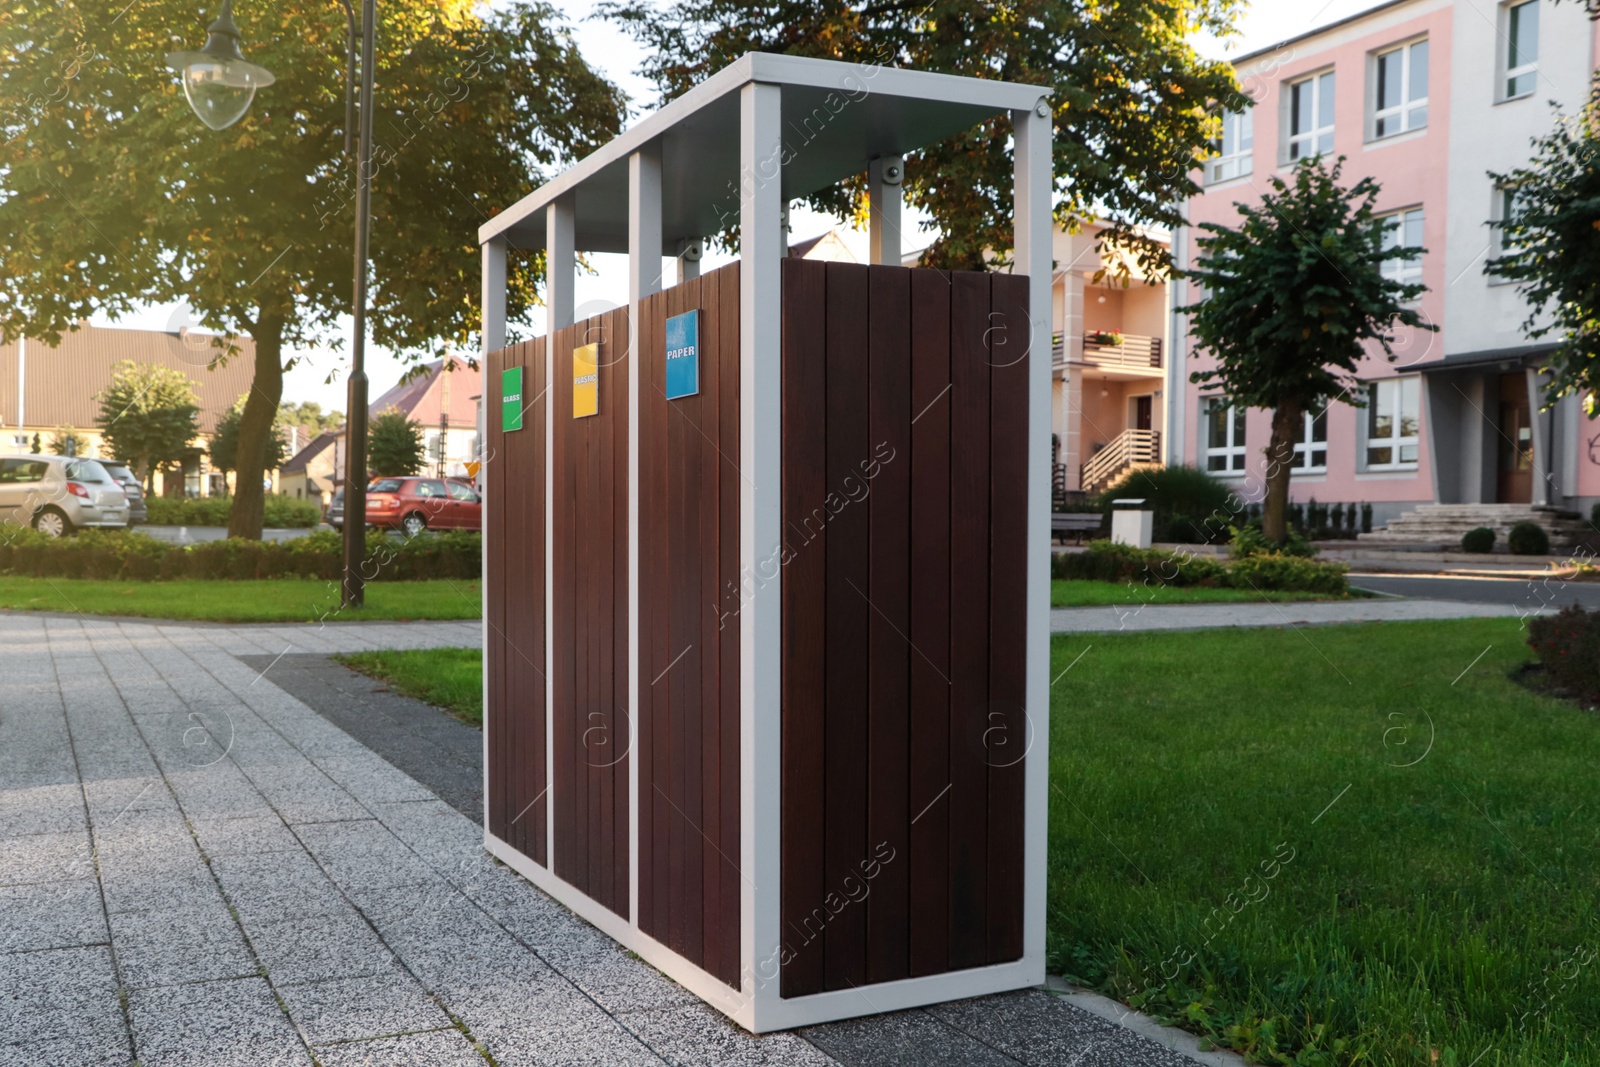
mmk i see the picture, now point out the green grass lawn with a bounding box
[0,577,481,623]
[1051,578,1353,608]
[1050,617,1600,1066]
[335,647,483,726]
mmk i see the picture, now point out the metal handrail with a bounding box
[1081,332,1162,369]
[1081,428,1161,492]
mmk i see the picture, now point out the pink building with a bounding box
[1172,0,1600,537]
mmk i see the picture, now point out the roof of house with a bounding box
[281,430,337,474]
[1228,0,1416,67]
[0,323,258,434]
[368,356,480,427]
[788,230,858,262]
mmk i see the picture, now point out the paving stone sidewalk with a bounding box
[1,612,1205,1066]
[1050,596,1522,634]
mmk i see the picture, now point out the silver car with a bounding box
[0,455,130,537]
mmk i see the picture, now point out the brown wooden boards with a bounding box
[779,261,1028,995]
[486,338,548,867]
[637,262,743,987]
[551,309,630,920]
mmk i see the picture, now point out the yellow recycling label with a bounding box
[573,342,599,419]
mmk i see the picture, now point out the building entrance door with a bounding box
[1131,394,1153,431]
[1497,373,1533,504]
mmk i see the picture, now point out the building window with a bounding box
[1373,39,1428,138]
[1491,184,1527,261]
[1365,378,1420,469]
[1504,0,1539,99]
[1379,207,1425,288]
[1287,71,1335,161]
[1295,406,1328,472]
[1210,109,1253,183]
[1202,396,1247,473]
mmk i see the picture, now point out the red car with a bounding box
[365,477,481,536]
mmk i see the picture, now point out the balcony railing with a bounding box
[1083,331,1162,370]
[1081,428,1162,494]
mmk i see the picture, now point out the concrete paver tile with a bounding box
[0,877,107,954]
[278,969,453,1045]
[312,1028,486,1067]
[0,944,123,1045]
[128,976,310,1067]
[244,909,398,986]
[800,1010,1016,1067]
[0,829,94,886]
[624,1002,840,1066]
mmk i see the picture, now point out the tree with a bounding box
[1180,158,1433,544]
[45,427,91,457]
[368,408,424,476]
[1485,85,1600,407]
[95,361,203,492]
[279,401,343,435]
[2,0,624,540]
[599,0,1243,273]
[211,397,289,491]
[29,434,41,455]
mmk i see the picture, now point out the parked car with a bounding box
[0,455,130,537]
[365,476,481,536]
[325,487,345,532]
[98,462,148,525]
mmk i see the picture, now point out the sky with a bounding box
[99,0,1392,412]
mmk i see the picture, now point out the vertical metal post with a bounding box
[341,0,376,609]
[868,155,904,265]
[1012,97,1052,986]
[739,79,783,1029]
[547,198,576,333]
[627,143,662,929]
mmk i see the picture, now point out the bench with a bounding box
[1053,512,1104,544]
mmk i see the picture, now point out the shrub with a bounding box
[1508,521,1551,556]
[1096,466,1240,545]
[1052,541,1347,594]
[1461,526,1496,554]
[0,526,478,581]
[1230,523,1316,559]
[1591,501,1600,529]
[1528,604,1600,706]
[143,494,321,528]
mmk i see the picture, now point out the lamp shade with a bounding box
[165,0,274,131]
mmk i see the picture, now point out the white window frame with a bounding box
[1491,184,1526,262]
[1201,396,1247,474]
[1502,0,1539,101]
[1284,70,1336,163]
[1370,38,1428,139]
[1363,378,1420,470]
[1379,206,1425,289]
[1294,406,1328,473]
[1209,108,1254,184]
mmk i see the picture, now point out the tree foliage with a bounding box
[599,0,1243,273]
[2,0,624,537]
[211,398,289,487]
[279,401,343,435]
[1180,158,1433,542]
[368,408,424,476]
[1485,86,1600,407]
[94,361,202,489]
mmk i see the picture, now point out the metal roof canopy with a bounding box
[478,53,1050,255]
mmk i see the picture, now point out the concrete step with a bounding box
[1362,502,1593,547]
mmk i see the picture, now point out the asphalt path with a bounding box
[1352,572,1600,610]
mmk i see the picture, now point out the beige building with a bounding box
[0,322,257,495]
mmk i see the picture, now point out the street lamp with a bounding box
[171,0,377,609]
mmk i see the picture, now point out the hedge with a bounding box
[1528,604,1600,706]
[0,528,480,581]
[143,494,322,529]
[1052,541,1349,595]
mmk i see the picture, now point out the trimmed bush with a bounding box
[144,494,321,528]
[1528,604,1600,706]
[1461,526,1496,554]
[1229,523,1316,559]
[0,527,478,581]
[1507,521,1551,556]
[1052,541,1347,594]
[1591,501,1600,529]
[1096,465,1241,545]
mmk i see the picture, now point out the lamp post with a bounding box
[169,0,376,609]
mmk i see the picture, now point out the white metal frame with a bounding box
[1363,376,1422,470]
[1378,205,1425,288]
[1208,108,1253,184]
[1283,68,1335,162]
[1369,37,1428,139]
[1501,0,1539,101]
[478,53,1052,1034]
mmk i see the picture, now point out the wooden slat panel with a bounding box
[865,265,912,984]
[779,257,829,998]
[907,271,952,977]
[822,261,871,992]
[947,271,992,971]
[986,273,1029,963]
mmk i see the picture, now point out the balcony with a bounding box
[1053,331,1163,372]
